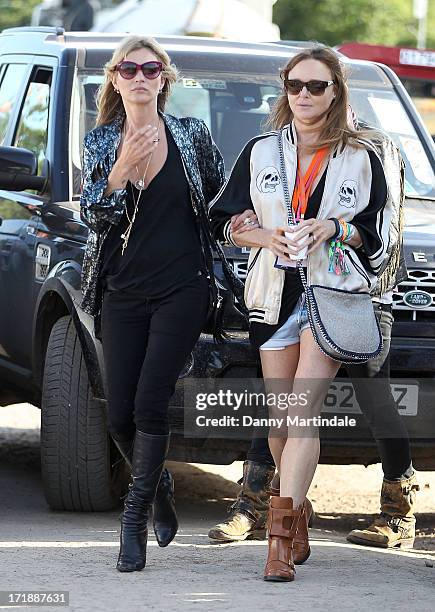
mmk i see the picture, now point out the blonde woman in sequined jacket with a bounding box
[80,35,227,573]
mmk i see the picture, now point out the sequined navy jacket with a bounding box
[79,112,243,331]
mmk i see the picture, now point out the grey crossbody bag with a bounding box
[278,129,382,364]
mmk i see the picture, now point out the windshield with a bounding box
[71,68,435,199]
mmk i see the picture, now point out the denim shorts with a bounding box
[260,293,310,351]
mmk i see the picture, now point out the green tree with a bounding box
[274,0,435,49]
[0,0,41,32]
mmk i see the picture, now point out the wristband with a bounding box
[329,217,341,240]
[343,223,356,244]
[338,218,348,241]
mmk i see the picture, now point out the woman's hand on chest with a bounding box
[104,124,160,194]
[117,124,159,174]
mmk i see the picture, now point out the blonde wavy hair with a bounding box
[267,45,380,151]
[95,35,179,126]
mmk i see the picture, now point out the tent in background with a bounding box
[92,0,280,41]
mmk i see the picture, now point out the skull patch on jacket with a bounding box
[256,166,281,193]
[338,180,358,208]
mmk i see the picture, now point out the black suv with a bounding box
[0,27,434,511]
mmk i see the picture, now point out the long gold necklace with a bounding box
[120,119,161,256]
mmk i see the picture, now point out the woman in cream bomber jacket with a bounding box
[209,45,404,584]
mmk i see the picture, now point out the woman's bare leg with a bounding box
[279,329,341,507]
[260,343,300,473]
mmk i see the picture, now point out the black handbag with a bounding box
[190,191,248,342]
[278,129,382,364]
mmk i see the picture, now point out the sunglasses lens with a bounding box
[118,62,137,79]
[285,80,304,94]
[307,80,328,95]
[141,62,162,79]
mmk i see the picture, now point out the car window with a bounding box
[348,88,435,198]
[166,77,278,171]
[73,65,435,199]
[0,63,28,145]
[14,68,52,178]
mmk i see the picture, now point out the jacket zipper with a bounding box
[344,248,372,288]
[247,247,262,274]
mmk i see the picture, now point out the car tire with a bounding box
[40,315,127,511]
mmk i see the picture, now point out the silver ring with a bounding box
[244,217,252,225]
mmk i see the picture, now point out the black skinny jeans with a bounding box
[248,303,412,480]
[346,303,411,480]
[101,273,209,437]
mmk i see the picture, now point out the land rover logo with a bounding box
[403,290,433,309]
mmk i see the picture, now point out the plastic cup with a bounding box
[286,226,310,261]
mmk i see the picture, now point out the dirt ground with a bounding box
[0,404,434,612]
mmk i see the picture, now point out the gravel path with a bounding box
[0,404,434,611]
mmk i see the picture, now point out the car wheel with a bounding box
[40,315,127,511]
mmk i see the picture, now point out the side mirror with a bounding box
[0,146,47,191]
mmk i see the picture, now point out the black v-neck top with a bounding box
[101,124,204,297]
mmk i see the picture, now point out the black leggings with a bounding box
[101,274,209,437]
[247,436,275,466]
[247,304,412,480]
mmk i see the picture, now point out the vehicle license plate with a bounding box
[322,382,418,416]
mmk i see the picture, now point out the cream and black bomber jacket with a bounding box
[209,122,404,326]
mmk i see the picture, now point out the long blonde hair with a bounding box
[95,35,179,126]
[267,45,377,150]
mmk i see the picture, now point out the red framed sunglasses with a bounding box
[115,60,163,80]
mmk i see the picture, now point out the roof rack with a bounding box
[1,26,65,36]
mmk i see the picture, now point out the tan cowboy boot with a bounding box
[263,496,304,582]
[208,460,275,543]
[347,473,419,548]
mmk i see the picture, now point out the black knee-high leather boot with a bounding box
[111,432,134,469]
[116,430,169,572]
[153,468,178,547]
[112,431,178,548]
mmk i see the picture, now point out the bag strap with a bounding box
[277,129,308,290]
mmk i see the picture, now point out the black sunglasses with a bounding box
[283,79,335,96]
[115,61,163,80]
